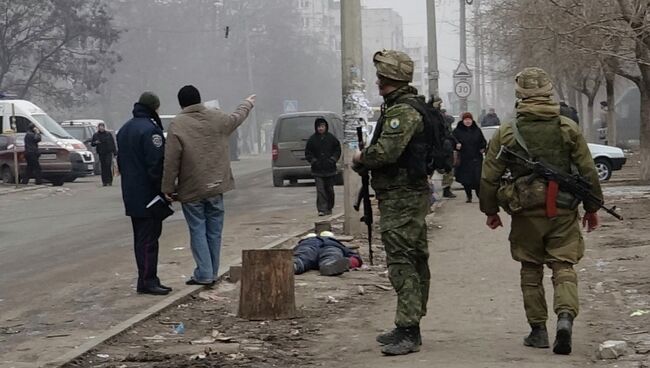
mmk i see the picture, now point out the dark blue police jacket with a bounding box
[117,103,165,218]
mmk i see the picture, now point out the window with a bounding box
[0,136,8,151]
[12,116,32,133]
[302,17,311,28]
[300,0,311,8]
[31,114,74,139]
[64,126,87,141]
[278,117,318,142]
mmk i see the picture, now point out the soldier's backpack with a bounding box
[397,97,454,175]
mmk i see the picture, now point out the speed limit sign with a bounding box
[455,80,472,98]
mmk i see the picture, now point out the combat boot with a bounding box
[380,327,421,356]
[553,312,574,355]
[523,324,549,348]
[443,187,457,198]
[376,328,422,346]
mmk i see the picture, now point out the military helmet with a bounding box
[373,49,414,83]
[515,67,554,99]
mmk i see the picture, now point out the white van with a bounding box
[0,100,95,180]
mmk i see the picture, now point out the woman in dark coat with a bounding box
[453,112,487,203]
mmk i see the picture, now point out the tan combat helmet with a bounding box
[515,67,554,99]
[373,49,414,83]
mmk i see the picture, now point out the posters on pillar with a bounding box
[342,82,372,150]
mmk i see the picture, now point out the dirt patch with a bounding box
[62,219,389,368]
[580,192,650,366]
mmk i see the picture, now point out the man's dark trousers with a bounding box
[21,153,42,184]
[315,175,336,213]
[131,217,162,290]
[99,153,114,185]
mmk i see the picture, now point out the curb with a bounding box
[48,212,345,367]
[0,185,50,196]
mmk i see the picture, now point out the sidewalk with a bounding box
[312,197,593,368]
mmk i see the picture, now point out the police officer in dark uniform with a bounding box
[117,92,171,296]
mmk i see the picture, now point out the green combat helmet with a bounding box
[373,49,414,83]
[515,67,554,99]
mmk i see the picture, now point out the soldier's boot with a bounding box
[376,328,422,346]
[523,324,550,348]
[443,187,457,198]
[380,327,421,356]
[553,312,574,355]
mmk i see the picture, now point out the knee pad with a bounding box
[550,262,577,285]
[521,262,544,287]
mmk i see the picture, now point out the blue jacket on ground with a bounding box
[117,103,165,218]
[293,236,362,275]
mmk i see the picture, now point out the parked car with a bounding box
[481,126,626,182]
[0,100,95,181]
[271,111,344,187]
[159,115,175,139]
[0,134,72,186]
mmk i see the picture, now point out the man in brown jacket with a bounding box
[162,85,255,285]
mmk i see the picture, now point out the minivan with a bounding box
[0,100,95,181]
[271,111,343,187]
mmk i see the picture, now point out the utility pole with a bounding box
[426,0,440,99]
[458,0,469,114]
[473,0,481,115]
[340,0,366,236]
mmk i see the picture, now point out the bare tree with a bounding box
[0,0,120,107]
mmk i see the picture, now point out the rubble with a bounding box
[598,340,628,360]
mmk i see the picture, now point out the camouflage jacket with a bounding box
[359,86,429,197]
[480,115,603,216]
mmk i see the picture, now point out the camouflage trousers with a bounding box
[377,189,431,328]
[509,212,584,324]
[442,171,454,188]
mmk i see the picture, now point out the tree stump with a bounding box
[238,249,296,320]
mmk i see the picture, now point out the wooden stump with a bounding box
[314,220,332,234]
[238,249,296,320]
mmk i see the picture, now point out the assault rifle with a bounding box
[497,145,623,220]
[354,126,374,265]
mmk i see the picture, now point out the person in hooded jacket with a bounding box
[453,112,487,203]
[21,123,43,185]
[91,122,117,186]
[117,92,171,296]
[304,118,341,216]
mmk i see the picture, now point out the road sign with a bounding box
[454,80,472,98]
[454,62,472,78]
[283,100,298,113]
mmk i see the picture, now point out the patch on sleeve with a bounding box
[152,134,163,148]
[389,118,400,129]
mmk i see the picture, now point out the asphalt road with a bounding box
[0,155,343,367]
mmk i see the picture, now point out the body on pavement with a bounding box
[91,122,117,186]
[162,85,255,286]
[304,117,341,216]
[117,92,171,296]
[480,67,603,355]
[293,232,362,276]
[353,49,430,356]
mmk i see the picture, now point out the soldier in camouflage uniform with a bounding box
[427,97,457,199]
[353,50,430,356]
[479,67,602,355]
